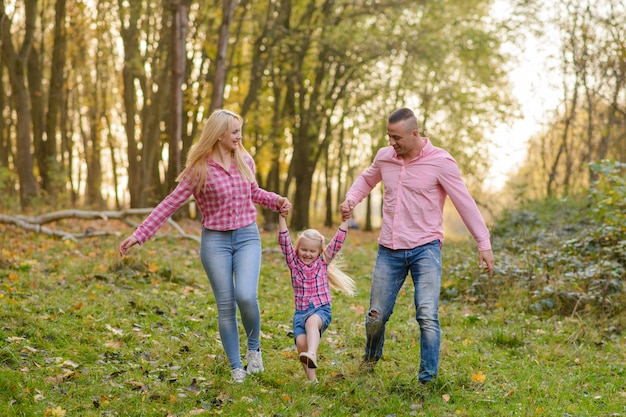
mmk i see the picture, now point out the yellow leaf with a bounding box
[8,273,19,281]
[471,370,486,383]
[148,263,159,272]
[169,393,178,403]
[50,406,67,417]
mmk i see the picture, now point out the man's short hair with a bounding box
[388,108,419,132]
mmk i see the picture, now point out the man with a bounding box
[341,107,494,384]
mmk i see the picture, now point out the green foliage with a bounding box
[588,160,626,236]
[487,160,625,318]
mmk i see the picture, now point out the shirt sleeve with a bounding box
[132,180,194,244]
[346,148,384,204]
[439,157,491,251]
[278,229,298,269]
[324,227,347,262]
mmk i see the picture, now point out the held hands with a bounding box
[119,236,138,256]
[478,249,495,276]
[277,196,292,218]
[340,199,355,221]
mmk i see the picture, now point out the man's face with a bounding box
[387,119,417,157]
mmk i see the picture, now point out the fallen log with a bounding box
[0,209,201,243]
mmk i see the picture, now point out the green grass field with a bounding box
[1,220,625,416]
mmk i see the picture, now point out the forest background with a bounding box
[1,0,623,229]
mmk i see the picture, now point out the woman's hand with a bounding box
[119,236,138,256]
[277,196,292,217]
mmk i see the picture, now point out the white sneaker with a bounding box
[231,368,246,383]
[246,349,264,374]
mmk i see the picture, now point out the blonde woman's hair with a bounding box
[295,229,356,296]
[176,109,255,194]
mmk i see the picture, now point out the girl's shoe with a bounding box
[299,352,317,369]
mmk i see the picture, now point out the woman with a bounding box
[119,109,291,383]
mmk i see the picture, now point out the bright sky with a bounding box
[485,0,561,190]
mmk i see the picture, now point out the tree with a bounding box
[509,0,626,200]
[0,0,38,209]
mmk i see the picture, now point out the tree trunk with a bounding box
[0,63,9,169]
[210,0,238,112]
[43,0,67,195]
[166,0,189,190]
[0,0,39,209]
[119,0,141,208]
[27,47,45,195]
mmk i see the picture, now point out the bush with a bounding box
[485,160,625,318]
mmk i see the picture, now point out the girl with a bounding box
[277,214,356,383]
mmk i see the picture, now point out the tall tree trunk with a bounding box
[210,0,238,112]
[0,0,38,209]
[167,0,189,190]
[0,63,9,169]
[118,0,145,207]
[43,0,67,195]
[27,48,45,195]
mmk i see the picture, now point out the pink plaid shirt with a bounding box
[278,227,347,311]
[133,155,280,244]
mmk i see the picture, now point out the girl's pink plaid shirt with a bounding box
[133,155,280,244]
[278,227,347,311]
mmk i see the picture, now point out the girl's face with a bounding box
[297,237,321,265]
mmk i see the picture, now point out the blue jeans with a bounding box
[200,222,262,370]
[293,302,332,342]
[365,240,442,382]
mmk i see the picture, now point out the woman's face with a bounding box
[217,118,242,152]
[297,237,321,265]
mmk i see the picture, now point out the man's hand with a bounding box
[340,199,355,221]
[478,249,495,276]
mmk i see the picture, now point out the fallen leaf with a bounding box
[48,407,66,417]
[105,340,123,349]
[471,370,486,383]
[105,324,124,336]
[442,394,451,402]
[60,360,79,368]
[6,336,25,343]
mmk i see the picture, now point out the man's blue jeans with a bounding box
[365,240,442,382]
[200,222,262,370]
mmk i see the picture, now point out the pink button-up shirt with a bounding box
[346,139,491,251]
[278,227,347,311]
[133,155,280,244]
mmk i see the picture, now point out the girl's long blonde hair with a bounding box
[176,109,255,194]
[295,229,356,296]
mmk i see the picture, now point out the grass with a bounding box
[0,220,625,417]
